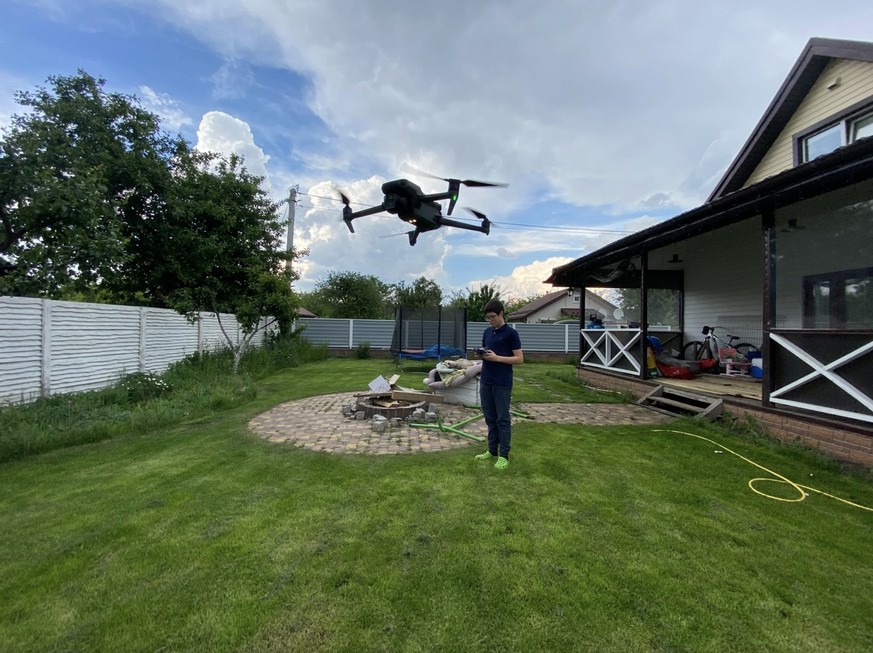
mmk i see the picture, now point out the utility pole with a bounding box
[286,185,298,279]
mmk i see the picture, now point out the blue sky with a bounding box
[3,1,873,299]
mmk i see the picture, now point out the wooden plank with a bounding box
[392,390,444,403]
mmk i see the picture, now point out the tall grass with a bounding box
[0,335,328,463]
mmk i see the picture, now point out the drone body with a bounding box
[340,172,505,246]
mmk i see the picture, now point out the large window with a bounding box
[803,267,873,329]
[798,106,873,163]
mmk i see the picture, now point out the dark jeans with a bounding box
[480,382,512,458]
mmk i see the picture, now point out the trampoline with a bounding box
[391,306,467,367]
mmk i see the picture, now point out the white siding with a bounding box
[679,221,765,347]
[747,59,873,186]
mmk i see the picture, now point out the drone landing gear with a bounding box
[408,229,421,246]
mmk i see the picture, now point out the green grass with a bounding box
[1,357,872,652]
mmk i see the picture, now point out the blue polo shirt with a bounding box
[480,324,521,386]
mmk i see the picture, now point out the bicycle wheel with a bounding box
[734,343,759,359]
[681,341,705,361]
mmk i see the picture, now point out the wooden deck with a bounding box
[656,373,762,401]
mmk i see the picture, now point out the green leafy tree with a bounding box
[389,276,443,310]
[152,152,300,371]
[0,71,175,297]
[0,71,301,371]
[446,283,502,321]
[312,271,389,318]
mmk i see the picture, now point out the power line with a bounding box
[296,191,635,235]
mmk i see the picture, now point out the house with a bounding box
[507,288,619,324]
[546,38,873,465]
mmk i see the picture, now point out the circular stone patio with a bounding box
[248,392,671,455]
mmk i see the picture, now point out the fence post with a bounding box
[349,319,354,349]
[139,307,147,373]
[40,299,51,398]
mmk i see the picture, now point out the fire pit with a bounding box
[355,395,429,419]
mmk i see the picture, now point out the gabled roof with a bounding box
[507,288,569,321]
[709,37,873,201]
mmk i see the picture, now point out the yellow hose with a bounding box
[651,429,873,512]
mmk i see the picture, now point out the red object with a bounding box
[656,362,696,379]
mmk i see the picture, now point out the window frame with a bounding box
[802,266,873,329]
[793,97,873,165]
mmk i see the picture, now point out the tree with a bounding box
[311,271,389,319]
[0,71,175,297]
[446,283,503,321]
[0,71,301,371]
[389,276,443,309]
[151,151,300,371]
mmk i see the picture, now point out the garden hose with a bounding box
[652,429,873,513]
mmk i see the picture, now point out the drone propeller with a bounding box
[337,190,355,233]
[464,208,491,235]
[400,164,508,214]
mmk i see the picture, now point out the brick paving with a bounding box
[248,392,671,455]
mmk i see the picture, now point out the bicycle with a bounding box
[681,325,759,368]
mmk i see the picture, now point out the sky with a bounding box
[2,1,873,301]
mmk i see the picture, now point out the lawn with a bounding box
[1,357,872,652]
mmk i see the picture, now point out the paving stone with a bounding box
[248,392,672,455]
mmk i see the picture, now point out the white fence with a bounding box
[0,297,265,404]
[1,298,589,405]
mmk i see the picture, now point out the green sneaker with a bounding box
[494,456,509,469]
[474,451,494,461]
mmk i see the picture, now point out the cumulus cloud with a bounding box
[195,111,271,182]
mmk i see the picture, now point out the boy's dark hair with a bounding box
[483,299,505,315]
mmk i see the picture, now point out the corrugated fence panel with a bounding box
[49,301,142,395]
[144,308,200,373]
[350,319,394,349]
[513,323,575,352]
[0,296,44,403]
[200,313,240,351]
[297,318,351,348]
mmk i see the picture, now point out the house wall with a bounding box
[746,59,873,186]
[673,221,766,347]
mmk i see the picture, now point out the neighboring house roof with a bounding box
[507,288,615,321]
[297,307,316,318]
[507,289,569,321]
[709,37,873,201]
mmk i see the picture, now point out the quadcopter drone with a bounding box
[339,170,507,246]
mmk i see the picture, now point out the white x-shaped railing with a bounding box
[769,333,873,423]
[580,329,641,376]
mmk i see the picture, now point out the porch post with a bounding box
[761,198,775,405]
[640,251,649,380]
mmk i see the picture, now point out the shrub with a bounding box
[356,342,372,360]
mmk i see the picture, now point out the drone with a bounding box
[338,170,507,246]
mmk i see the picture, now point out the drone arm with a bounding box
[343,203,388,232]
[420,180,461,215]
[437,215,491,235]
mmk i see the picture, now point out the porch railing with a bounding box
[580,328,643,376]
[769,329,873,424]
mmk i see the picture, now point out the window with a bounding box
[798,108,873,163]
[803,267,873,329]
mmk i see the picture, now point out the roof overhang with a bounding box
[547,136,873,288]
